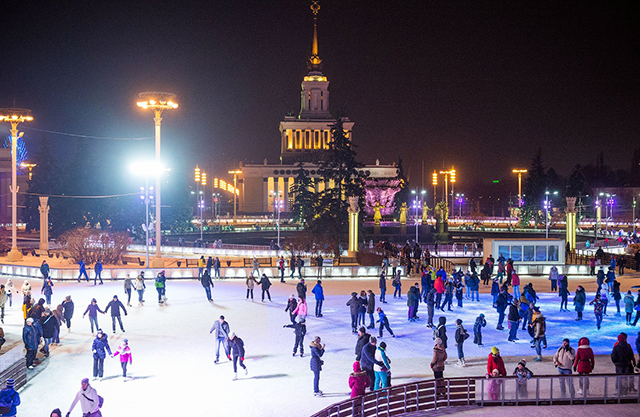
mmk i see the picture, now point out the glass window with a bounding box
[498,246,510,259]
[548,245,558,262]
[523,246,535,262]
[535,246,547,262]
[510,245,522,262]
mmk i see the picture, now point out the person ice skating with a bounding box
[227,332,248,380]
[347,293,360,333]
[512,359,533,398]
[214,257,221,279]
[611,332,637,394]
[573,285,586,321]
[407,284,420,322]
[347,322,366,356]
[29,297,46,321]
[440,278,454,312]
[434,316,447,349]
[82,299,104,335]
[376,307,395,338]
[425,287,436,327]
[311,280,324,317]
[374,340,391,390]
[289,257,296,279]
[613,280,621,316]
[473,313,486,346]
[589,292,605,330]
[378,271,387,303]
[507,300,520,342]
[278,256,285,282]
[200,269,214,302]
[257,274,272,302]
[104,295,127,334]
[454,319,469,366]
[366,290,376,328]
[310,336,325,396]
[210,315,231,363]
[251,257,260,278]
[245,273,256,301]
[455,277,463,308]
[62,296,74,333]
[430,337,447,381]
[77,260,89,282]
[285,294,298,324]
[632,290,640,326]
[624,290,635,325]
[206,256,213,277]
[135,272,146,306]
[5,278,14,307]
[349,361,370,398]
[91,330,111,380]
[392,271,402,299]
[297,278,307,301]
[487,347,506,400]
[549,265,559,292]
[495,285,509,330]
[361,336,384,392]
[292,316,307,357]
[66,378,102,417]
[0,378,20,417]
[40,308,58,357]
[22,318,38,369]
[0,286,6,325]
[530,307,546,361]
[41,277,54,306]
[198,255,205,278]
[123,274,133,307]
[112,339,132,378]
[573,337,595,395]
[293,297,308,320]
[52,304,64,346]
[93,260,103,286]
[554,338,576,397]
[559,275,570,311]
[155,270,167,304]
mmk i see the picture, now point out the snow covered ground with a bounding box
[2,276,639,417]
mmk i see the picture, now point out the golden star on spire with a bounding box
[311,1,320,15]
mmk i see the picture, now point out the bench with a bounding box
[185,259,200,267]
[34,249,54,258]
[243,257,273,267]
[122,256,145,266]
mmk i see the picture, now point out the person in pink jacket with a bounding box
[349,361,370,398]
[293,297,308,320]
[113,339,133,378]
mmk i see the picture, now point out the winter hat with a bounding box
[113,295,118,299]
[563,338,570,344]
[379,342,387,349]
[290,294,296,299]
[353,361,362,372]
[50,408,62,417]
[5,379,14,388]
[97,329,104,336]
[123,338,128,344]
[359,326,366,333]
[533,306,540,313]
[491,347,499,355]
[229,332,236,339]
[518,359,527,367]
[479,313,485,318]
[455,319,462,325]
[81,378,89,384]
[579,337,589,346]
[26,318,33,324]
[434,337,443,346]
[618,333,627,343]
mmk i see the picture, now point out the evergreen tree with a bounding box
[289,161,316,225]
[519,148,547,226]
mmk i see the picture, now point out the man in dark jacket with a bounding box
[23,318,38,368]
[296,278,307,301]
[227,332,247,380]
[354,327,370,361]
[200,270,214,302]
[366,290,376,329]
[92,330,112,379]
[257,274,272,302]
[29,298,46,321]
[347,293,360,333]
[360,336,384,391]
[292,317,307,357]
[104,295,127,334]
[611,332,637,394]
[434,316,448,349]
[379,272,387,303]
[62,295,74,333]
[507,301,520,342]
[285,295,298,324]
[495,288,509,330]
[426,287,436,328]
[408,284,420,322]
[40,308,58,357]
[210,315,230,363]
[94,259,103,286]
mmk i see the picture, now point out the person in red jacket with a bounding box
[487,347,506,400]
[349,361,370,398]
[573,337,595,395]
[434,276,445,310]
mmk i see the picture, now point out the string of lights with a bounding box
[18,192,139,199]
[19,126,153,141]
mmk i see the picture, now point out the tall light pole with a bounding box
[512,169,528,207]
[633,195,638,234]
[432,171,438,208]
[137,92,178,268]
[595,198,601,239]
[200,171,207,241]
[270,190,283,249]
[438,167,456,215]
[456,193,465,217]
[411,189,426,243]
[131,161,160,269]
[544,190,558,239]
[228,170,242,221]
[0,109,34,261]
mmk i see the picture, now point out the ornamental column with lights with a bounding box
[512,169,527,207]
[38,196,50,251]
[137,93,178,268]
[565,197,577,251]
[0,108,34,261]
[348,196,360,257]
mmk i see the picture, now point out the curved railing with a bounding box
[310,373,640,417]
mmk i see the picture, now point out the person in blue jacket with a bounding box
[77,260,89,282]
[94,260,103,285]
[41,278,54,306]
[92,329,112,380]
[310,336,325,396]
[22,318,39,369]
[0,378,20,417]
[311,280,325,317]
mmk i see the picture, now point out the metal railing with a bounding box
[309,374,640,417]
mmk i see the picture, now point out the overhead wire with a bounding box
[19,126,152,141]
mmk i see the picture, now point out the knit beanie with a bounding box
[5,379,14,388]
[491,347,499,355]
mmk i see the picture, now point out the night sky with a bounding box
[1,0,639,194]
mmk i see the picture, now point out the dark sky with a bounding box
[1,0,639,193]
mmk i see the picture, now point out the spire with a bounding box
[307,1,322,72]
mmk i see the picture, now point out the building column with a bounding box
[38,196,50,251]
[348,197,360,257]
[565,197,577,251]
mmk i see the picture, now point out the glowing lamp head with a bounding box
[0,108,34,124]
[137,92,178,112]
[432,171,438,186]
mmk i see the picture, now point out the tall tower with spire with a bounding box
[279,0,353,164]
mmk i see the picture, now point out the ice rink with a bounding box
[3,275,639,416]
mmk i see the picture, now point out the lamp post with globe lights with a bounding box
[0,108,34,261]
[411,189,426,243]
[136,93,178,268]
[544,190,558,239]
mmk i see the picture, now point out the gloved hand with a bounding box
[66,413,70,417]
[241,357,244,361]
[92,350,96,354]
[125,313,128,316]
[227,355,231,360]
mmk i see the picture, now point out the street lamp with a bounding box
[270,190,283,249]
[633,195,639,234]
[212,193,221,229]
[411,189,426,243]
[130,161,163,269]
[438,167,456,216]
[512,169,528,207]
[228,170,242,221]
[456,193,465,217]
[137,92,178,268]
[431,171,438,208]
[598,192,615,231]
[544,190,558,239]
[0,108,34,261]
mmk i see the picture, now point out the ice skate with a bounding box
[314,391,323,397]
[244,367,248,376]
[534,356,542,362]
[233,373,238,380]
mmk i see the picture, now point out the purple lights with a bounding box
[364,179,401,216]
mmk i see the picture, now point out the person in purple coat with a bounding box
[82,298,104,335]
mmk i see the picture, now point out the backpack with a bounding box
[0,392,16,414]
[82,392,104,408]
